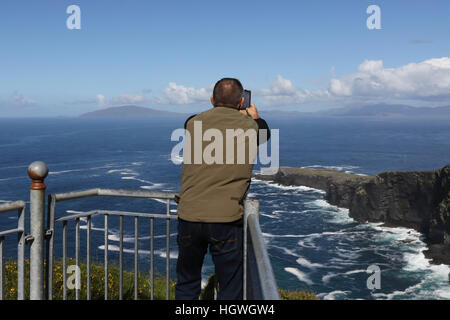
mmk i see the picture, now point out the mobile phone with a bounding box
[242,89,251,109]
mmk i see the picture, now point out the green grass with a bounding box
[278,288,319,300]
[3,259,318,300]
[2,258,174,300]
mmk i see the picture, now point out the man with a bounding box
[175,78,270,300]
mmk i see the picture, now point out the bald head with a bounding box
[212,78,243,108]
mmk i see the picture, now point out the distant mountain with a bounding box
[79,105,187,118]
[264,104,450,118]
[80,104,450,119]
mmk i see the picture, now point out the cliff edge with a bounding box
[254,165,450,265]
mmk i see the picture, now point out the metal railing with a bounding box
[46,188,177,300]
[0,201,26,300]
[244,200,280,300]
[0,161,280,300]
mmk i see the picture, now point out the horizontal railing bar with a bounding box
[53,188,177,202]
[0,228,23,237]
[54,210,178,223]
[54,189,100,202]
[0,201,26,213]
[247,213,280,300]
[97,189,177,200]
[96,210,178,220]
[54,211,97,223]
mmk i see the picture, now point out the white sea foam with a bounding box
[319,290,350,300]
[149,198,167,204]
[107,232,178,243]
[107,168,139,176]
[301,165,360,173]
[260,213,278,219]
[363,222,450,300]
[49,169,84,175]
[263,232,305,238]
[251,178,325,194]
[321,269,367,284]
[154,249,179,260]
[304,199,355,224]
[269,245,300,258]
[97,245,178,259]
[321,273,335,284]
[296,257,324,269]
[98,244,150,255]
[369,223,423,244]
[50,164,127,176]
[140,184,166,190]
[284,267,313,285]
[305,199,335,209]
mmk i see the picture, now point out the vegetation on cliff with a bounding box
[2,259,317,300]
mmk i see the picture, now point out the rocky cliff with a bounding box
[254,165,450,265]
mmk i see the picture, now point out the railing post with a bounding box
[243,199,259,300]
[28,161,49,300]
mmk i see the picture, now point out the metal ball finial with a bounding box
[28,161,49,190]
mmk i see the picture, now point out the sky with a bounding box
[1,0,450,117]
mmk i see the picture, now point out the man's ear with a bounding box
[210,95,215,106]
[239,96,245,109]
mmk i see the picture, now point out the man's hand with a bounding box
[239,104,260,119]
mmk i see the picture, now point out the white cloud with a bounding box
[258,75,330,105]
[157,82,212,104]
[329,57,450,101]
[258,57,450,107]
[0,92,37,110]
[96,94,106,106]
[9,93,36,107]
[96,93,146,107]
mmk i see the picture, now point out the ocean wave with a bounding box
[251,178,326,194]
[303,199,355,224]
[140,184,166,190]
[296,257,324,269]
[50,164,130,176]
[305,199,337,210]
[364,222,450,300]
[269,245,300,258]
[263,232,308,238]
[107,168,139,176]
[98,244,150,255]
[318,290,351,300]
[301,164,360,173]
[154,249,178,260]
[369,223,423,244]
[0,177,24,182]
[49,169,84,175]
[284,267,313,285]
[260,213,279,219]
[97,245,178,260]
[321,269,367,284]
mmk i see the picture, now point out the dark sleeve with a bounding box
[184,114,197,129]
[254,118,270,145]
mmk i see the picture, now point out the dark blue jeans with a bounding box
[175,218,243,300]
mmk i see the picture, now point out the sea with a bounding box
[0,115,449,300]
